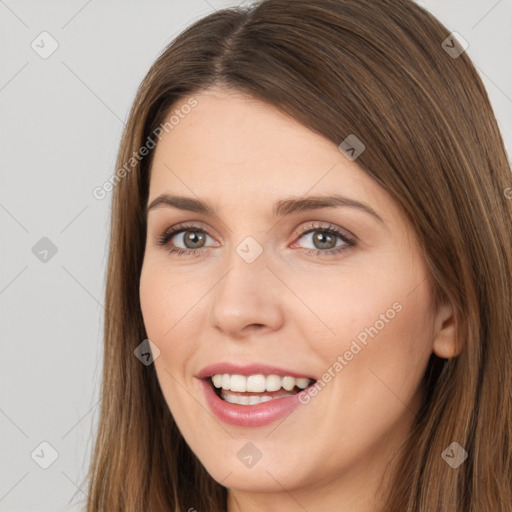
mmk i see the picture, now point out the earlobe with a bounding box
[432,301,461,359]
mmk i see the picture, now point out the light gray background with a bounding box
[1,1,511,511]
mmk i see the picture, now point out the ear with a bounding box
[432,301,461,359]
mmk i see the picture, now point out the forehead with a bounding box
[155,89,338,170]
[151,89,367,189]
[147,88,408,233]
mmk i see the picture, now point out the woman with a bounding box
[82,0,512,510]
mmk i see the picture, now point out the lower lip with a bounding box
[199,378,310,428]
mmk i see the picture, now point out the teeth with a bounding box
[222,390,293,405]
[212,374,223,388]
[247,374,266,392]
[222,374,230,390]
[231,374,247,392]
[282,376,295,391]
[211,373,313,393]
[296,377,311,389]
[266,375,281,392]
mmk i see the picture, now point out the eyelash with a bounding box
[155,222,356,258]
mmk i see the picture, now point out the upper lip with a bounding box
[197,362,317,381]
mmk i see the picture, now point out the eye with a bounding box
[292,222,356,256]
[156,223,216,256]
[156,222,356,258]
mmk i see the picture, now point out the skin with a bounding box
[139,87,458,511]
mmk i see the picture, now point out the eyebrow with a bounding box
[146,193,384,223]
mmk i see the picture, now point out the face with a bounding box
[139,87,452,509]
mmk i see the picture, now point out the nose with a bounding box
[209,246,285,339]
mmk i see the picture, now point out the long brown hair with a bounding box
[80,0,512,510]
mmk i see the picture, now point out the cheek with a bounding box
[296,257,434,407]
[139,261,168,336]
[332,295,432,425]
[277,274,434,481]
[139,261,202,395]
[139,259,204,340]
[139,263,204,430]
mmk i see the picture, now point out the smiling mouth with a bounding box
[209,373,316,406]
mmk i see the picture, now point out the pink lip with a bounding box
[196,362,316,428]
[196,362,316,380]
[198,377,313,428]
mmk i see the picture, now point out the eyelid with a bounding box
[157,220,217,239]
[156,220,357,256]
[292,222,356,244]
[156,221,218,247]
